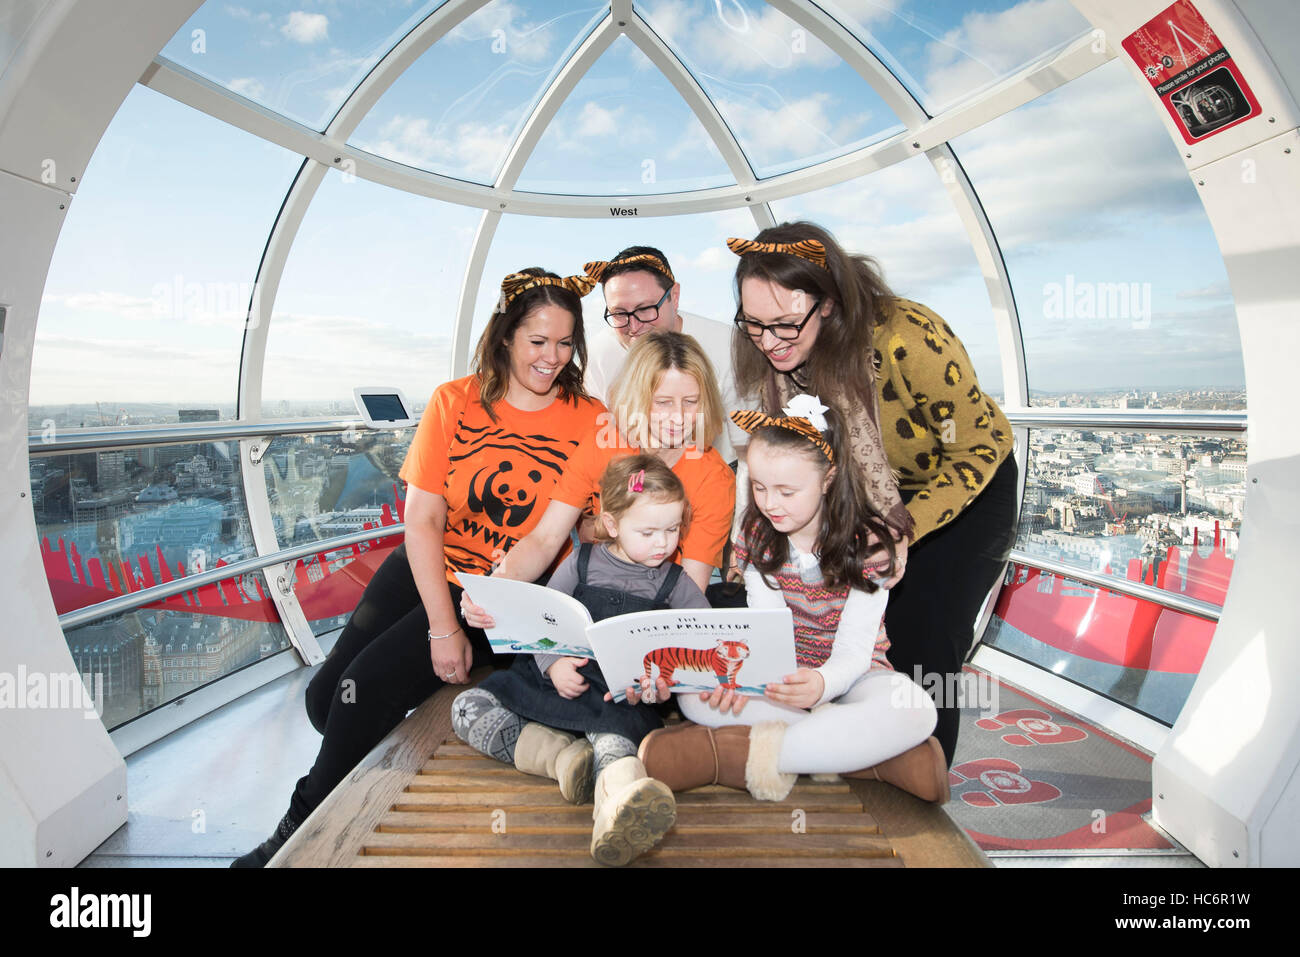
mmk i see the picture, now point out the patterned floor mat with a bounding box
[947,667,1174,852]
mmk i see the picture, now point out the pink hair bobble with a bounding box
[628,469,646,493]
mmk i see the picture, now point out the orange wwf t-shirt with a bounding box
[399,375,606,585]
[550,435,736,570]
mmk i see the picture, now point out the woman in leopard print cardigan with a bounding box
[726,222,1019,767]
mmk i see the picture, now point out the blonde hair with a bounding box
[607,331,725,451]
[595,454,690,542]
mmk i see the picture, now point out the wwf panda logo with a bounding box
[468,460,543,527]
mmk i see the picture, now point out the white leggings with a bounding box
[677,670,938,776]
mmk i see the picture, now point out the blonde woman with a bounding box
[463,330,735,607]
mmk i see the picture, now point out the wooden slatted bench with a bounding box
[270,669,989,868]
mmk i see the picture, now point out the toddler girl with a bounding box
[453,454,710,865]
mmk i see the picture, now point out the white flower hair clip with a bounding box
[781,393,830,432]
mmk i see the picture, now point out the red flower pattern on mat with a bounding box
[974,708,1088,746]
[949,758,1062,808]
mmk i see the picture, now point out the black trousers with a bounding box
[289,543,495,822]
[884,455,1019,767]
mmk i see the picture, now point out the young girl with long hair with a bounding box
[638,400,948,804]
[455,455,709,866]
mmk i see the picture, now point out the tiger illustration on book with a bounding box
[637,640,750,704]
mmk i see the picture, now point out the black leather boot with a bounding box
[230,810,301,868]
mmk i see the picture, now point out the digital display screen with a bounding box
[360,393,407,422]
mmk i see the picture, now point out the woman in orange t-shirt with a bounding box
[232,268,607,867]
[466,331,736,610]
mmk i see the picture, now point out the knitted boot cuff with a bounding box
[744,722,797,801]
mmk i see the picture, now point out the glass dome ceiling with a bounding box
[34,0,1247,413]
[151,0,1096,192]
[26,0,1252,741]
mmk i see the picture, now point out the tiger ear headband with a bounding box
[730,394,834,463]
[583,254,676,286]
[499,271,596,308]
[725,236,827,271]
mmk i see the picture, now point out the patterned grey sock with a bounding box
[588,732,637,777]
[452,688,523,765]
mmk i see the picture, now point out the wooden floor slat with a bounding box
[362,828,893,854]
[377,810,880,833]
[270,669,989,868]
[349,855,905,868]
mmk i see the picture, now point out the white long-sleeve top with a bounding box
[741,540,891,707]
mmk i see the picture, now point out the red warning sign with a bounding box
[1122,0,1261,144]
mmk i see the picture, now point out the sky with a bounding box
[30,0,1247,415]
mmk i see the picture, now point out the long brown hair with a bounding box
[740,407,896,591]
[730,221,894,414]
[472,267,589,420]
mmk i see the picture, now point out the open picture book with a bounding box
[459,574,797,701]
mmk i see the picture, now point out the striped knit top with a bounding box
[733,534,892,673]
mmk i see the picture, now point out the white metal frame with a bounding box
[139,21,1108,218]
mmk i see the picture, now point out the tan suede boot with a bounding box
[841,736,951,804]
[637,722,751,791]
[589,756,676,867]
[638,721,797,801]
[513,723,594,804]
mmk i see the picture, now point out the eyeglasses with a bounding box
[604,286,672,329]
[734,297,822,341]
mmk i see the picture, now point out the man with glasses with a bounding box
[584,245,741,463]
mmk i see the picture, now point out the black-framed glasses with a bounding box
[734,297,822,341]
[603,286,671,329]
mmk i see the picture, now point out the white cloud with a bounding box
[664,120,725,163]
[224,5,272,24]
[954,82,1195,255]
[360,114,515,178]
[228,77,266,100]
[775,159,979,289]
[262,311,454,402]
[714,91,872,163]
[824,0,905,28]
[281,11,329,45]
[42,291,158,321]
[1177,282,1233,301]
[681,246,733,273]
[922,0,1087,109]
[640,0,839,73]
[448,2,555,64]
[575,101,623,138]
[29,334,238,405]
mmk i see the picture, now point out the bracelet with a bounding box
[428,627,463,642]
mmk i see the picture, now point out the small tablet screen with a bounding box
[360,393,406,422]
